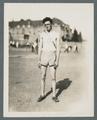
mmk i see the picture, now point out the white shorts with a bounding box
[41,51,56,67]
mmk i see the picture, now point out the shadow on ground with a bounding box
[45,78,72,98]
[56,78,72,97]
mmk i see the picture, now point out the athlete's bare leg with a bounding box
[49,66,56,97]
[41,66,47,96]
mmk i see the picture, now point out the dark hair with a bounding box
[42,17,53,24]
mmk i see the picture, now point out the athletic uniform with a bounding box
[39,30,60,67]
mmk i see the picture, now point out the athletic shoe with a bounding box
[37,95,46,102]
[52,97,59,102]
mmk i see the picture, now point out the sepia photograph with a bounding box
[4,3,94,117]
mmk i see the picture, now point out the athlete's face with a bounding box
[44,21,52,32]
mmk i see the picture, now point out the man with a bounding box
[38,17,60,102]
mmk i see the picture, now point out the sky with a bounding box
[4,3,94,40]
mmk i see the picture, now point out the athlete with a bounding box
[38,17,60,102]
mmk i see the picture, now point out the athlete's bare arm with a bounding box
[38,35,43,68]
[55,34,60,68]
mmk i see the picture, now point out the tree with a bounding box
[71,29,79,42]
[78,32,83,42]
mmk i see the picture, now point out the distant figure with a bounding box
[9,41,13,46]
[37,17,60,102]
[64,43,72,53]
[12,41,15,46]
[16,41,19,48]
[73,44,79,53]
[26,42,31,51]
[67,46,72,52]
[24,29,30,51]
[64,42,68,52]
[33,41,38,54]
[31,43,34,52]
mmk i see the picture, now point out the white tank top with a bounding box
[40,31,59,52]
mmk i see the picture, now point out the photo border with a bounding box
[0,0,96,119]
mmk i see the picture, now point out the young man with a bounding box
[38,17,60,102]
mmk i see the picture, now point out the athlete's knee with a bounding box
[42,73,46,80]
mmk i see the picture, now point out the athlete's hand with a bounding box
[38,61,41,69]
[54,62,58,69]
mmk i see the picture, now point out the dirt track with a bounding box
[8,43,93,116]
